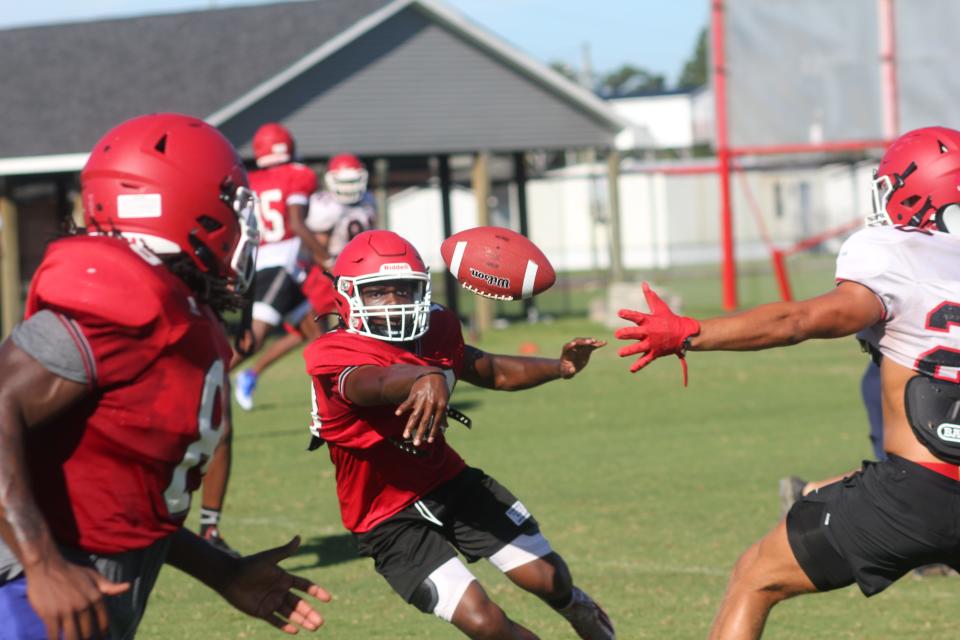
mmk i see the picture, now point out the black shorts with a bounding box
[787,454,960,596]
[353,467,542,602]
[252,266,305,325]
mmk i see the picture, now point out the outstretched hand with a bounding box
[614,282,700,385]
[559,338,607,379]
[220,536,332,635]
[396,370,450,446]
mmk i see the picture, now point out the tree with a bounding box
[677,28,708,90]
[598,64,665,97]
[549,60,580,84]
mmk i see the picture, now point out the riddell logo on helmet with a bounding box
[379,263,412,272]
[271,143,288,153]
[469,268,510,290]
[937,423,960,443]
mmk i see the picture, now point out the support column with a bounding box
[513,152,537,320]
[607,149,625,283]
[1,192,21,339]
[437,155,459,317]
[471,152,493,335]
[373,158,390,230]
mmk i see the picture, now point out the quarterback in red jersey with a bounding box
[305,230,614,640]
[0,113,330,640]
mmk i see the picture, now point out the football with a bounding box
[440,226,556,300]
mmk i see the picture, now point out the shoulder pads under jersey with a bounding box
[27,236,189,333]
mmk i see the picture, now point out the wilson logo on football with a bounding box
[936,423,960,443]
[468,268,510,290]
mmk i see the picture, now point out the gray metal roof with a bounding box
[0,0,625,170]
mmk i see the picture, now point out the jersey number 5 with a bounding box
[164,360,225,518]
[915,301,960,382]
[256,188,287,243]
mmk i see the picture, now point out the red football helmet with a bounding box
[82,113,259,294]
[324,153,368,204]
[869,126,960,231]
[332,230,431,341]
[253,122,295,168]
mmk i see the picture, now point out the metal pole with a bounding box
[1,192,21,339]
[607,149,624,283]
[437,155,459,317]
[879,0,899,139]
[711,0,737,311]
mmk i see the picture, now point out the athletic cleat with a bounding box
[234,369,257,411]
[558,587,615,640]
[201,525,240,558]
[778,476,807,518]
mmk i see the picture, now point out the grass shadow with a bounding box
[287,532,362,571]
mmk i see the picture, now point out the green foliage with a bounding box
[137,262,953,639]
[598,64,666,97]
[677,28,708,90]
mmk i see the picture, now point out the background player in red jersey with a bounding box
[616,128,960,639]
[233,152,377,411]
[0,113,330,640]
[305,230,614,640]
[200,122,324,547]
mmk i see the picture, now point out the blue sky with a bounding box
[1,0,707,84]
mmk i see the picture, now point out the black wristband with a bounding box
[681,336,693,355]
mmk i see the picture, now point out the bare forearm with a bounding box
[166,527,236,593]
[0,405,60,568]
[689,301,842,352]
[349,364,444,406]
[491,355,563,390]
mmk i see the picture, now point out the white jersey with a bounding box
[305,191,377,259]
[836,226,960,382]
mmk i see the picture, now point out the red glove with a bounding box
[614,282,701,386]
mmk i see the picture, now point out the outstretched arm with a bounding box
[0,339,130,640]
[166,529,331,635]
[688,281,883,351]
[616,281,883,378]
[459,338,606,391]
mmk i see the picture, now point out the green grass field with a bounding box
[138,259,955,639]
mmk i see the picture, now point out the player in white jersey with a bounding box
[233,154,377,410]
[615,127,960,639]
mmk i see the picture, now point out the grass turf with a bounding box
[137,259,955,639]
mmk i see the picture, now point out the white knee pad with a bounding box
[252,301,282,326]
[423,557,476,622]
[488,532,553,572]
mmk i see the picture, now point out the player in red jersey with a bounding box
[616,128,960,639]
[305,230,614,640]
[0,113,330,640]
[233,153,378,411]
[200,123,324,547]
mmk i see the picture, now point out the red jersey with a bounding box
[249,162,317,245]
[304,307,467,533]
[23,236,232,554]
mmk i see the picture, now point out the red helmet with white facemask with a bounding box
[333,230,431,341]
[253,122,295,168]
[324,154,368,205]
[82,113,259,295]
[869,126,960,232]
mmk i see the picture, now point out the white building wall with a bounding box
[385,160,875,273]
[609,94,695,149]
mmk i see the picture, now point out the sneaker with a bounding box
[778,476,807,518]
[201,525,240,558]
[558,587,615,640]
[234,369,257,411]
